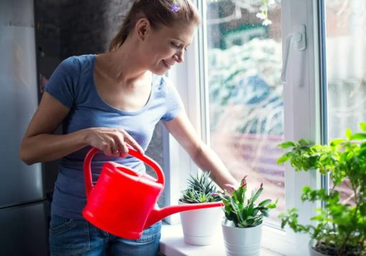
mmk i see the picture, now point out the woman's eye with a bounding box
[171,42,180,48]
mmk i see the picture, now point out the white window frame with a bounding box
[163,0,325,255]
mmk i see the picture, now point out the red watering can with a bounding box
[82,147,223,240]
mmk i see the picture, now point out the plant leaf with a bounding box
[278,141,295,149]
[277,152,292,164]
[329,138,345,146]
[298,138,312,146]
[345,128,352,140]
[350,133,366,141]
[258,199,271,207]
[249,187,263,205]
[359,122,366,132]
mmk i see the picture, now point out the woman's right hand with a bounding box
[85,127,144,157]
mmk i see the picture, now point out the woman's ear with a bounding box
[135,18,150,41]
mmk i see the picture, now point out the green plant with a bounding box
[277,122,366,256]
[217,176,277,228]
[179,171,221,204]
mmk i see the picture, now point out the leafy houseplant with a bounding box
[178,171,222,246]
[277,122,366,256]
[218,176,278,228]
[217,176,277,256]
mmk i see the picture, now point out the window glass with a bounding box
[325,0,366,203]
[205,0,283,224]
[326,0,366,138]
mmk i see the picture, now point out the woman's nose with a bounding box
[173,50,184,63]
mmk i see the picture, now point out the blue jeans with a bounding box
[49,215,161,256]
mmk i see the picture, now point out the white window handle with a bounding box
[281,24,307,84]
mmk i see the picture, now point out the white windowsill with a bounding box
[159,223,291,256]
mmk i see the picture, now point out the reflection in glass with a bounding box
[205,0,283,224]
[326,0,366,204]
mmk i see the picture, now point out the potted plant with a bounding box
[217,175,277,256]
[277,122,366,256]
[178,171,223,246]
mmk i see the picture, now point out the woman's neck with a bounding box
[99,42,149,85]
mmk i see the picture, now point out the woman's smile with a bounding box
[162,60,173,69]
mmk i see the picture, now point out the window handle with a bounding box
[281,25,307,84]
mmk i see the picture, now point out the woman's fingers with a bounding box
[112,145,120,155]
[120,130,144,154]
[110,130,129,157]
[109,129,144,157]
[86,127,143,157]
[103,137,118,156]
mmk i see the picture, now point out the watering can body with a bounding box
[83,147,223,240]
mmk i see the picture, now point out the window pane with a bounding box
[205,0,283,224]
[326,0,366,203]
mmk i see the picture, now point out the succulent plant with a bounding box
[217,176,277,228]
[179,171,221,204]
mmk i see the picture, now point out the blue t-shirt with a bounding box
[45,54,182,219]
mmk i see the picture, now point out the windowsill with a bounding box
[159,223,291,256]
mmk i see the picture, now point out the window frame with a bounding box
[164,0,325,254]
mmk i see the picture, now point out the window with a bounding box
[326,0,366,139]
[203,0,283,226]
[165,0,366,255]
[325,0,366,207]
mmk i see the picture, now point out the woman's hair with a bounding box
[109,0,200,51]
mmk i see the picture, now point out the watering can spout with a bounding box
[145,202,224,228]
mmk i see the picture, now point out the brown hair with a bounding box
[109,0,200,51]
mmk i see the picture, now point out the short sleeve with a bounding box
[161,76,184,122]
[45,56,80,108]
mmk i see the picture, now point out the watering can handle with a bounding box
[83,146,165,199]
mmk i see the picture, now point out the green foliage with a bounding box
[277,122,366,256]
[179,171,221,204]
[217,176,277,228]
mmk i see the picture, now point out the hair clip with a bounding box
[171,0,180,12]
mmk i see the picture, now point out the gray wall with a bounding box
[35,0,165,199]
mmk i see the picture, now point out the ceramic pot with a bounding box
[221,220,263,256]
[179,201,223,246]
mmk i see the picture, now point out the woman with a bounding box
[20,0,237,255]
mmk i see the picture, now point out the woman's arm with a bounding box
[20,92,84,164]
[20,92,142,165]
[163,111,238,190]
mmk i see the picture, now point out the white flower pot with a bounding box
[221,220,263,256]
[179,202,223,246]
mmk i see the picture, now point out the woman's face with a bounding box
[141,21,197,75]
